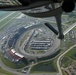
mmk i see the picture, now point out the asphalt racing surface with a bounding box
[15,24,60,58]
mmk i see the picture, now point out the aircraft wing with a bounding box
[0,0,54,11]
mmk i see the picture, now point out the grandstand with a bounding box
[7,27,26,48]
[1,27,28,63]
[9,49,24,63]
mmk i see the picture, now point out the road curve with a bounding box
[57,22,76,75]
[57,44,76,75]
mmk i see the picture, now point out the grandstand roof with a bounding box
[15,52,24,58]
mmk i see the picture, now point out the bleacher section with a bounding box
[7,27,26,48]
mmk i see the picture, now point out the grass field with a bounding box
[0,67,16,75]
[1,55,27,69]
[0,52,16,75]
[30,59,58,73]
[65,47,76,60]
[61,47,76,68]
[61,56,73,68]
